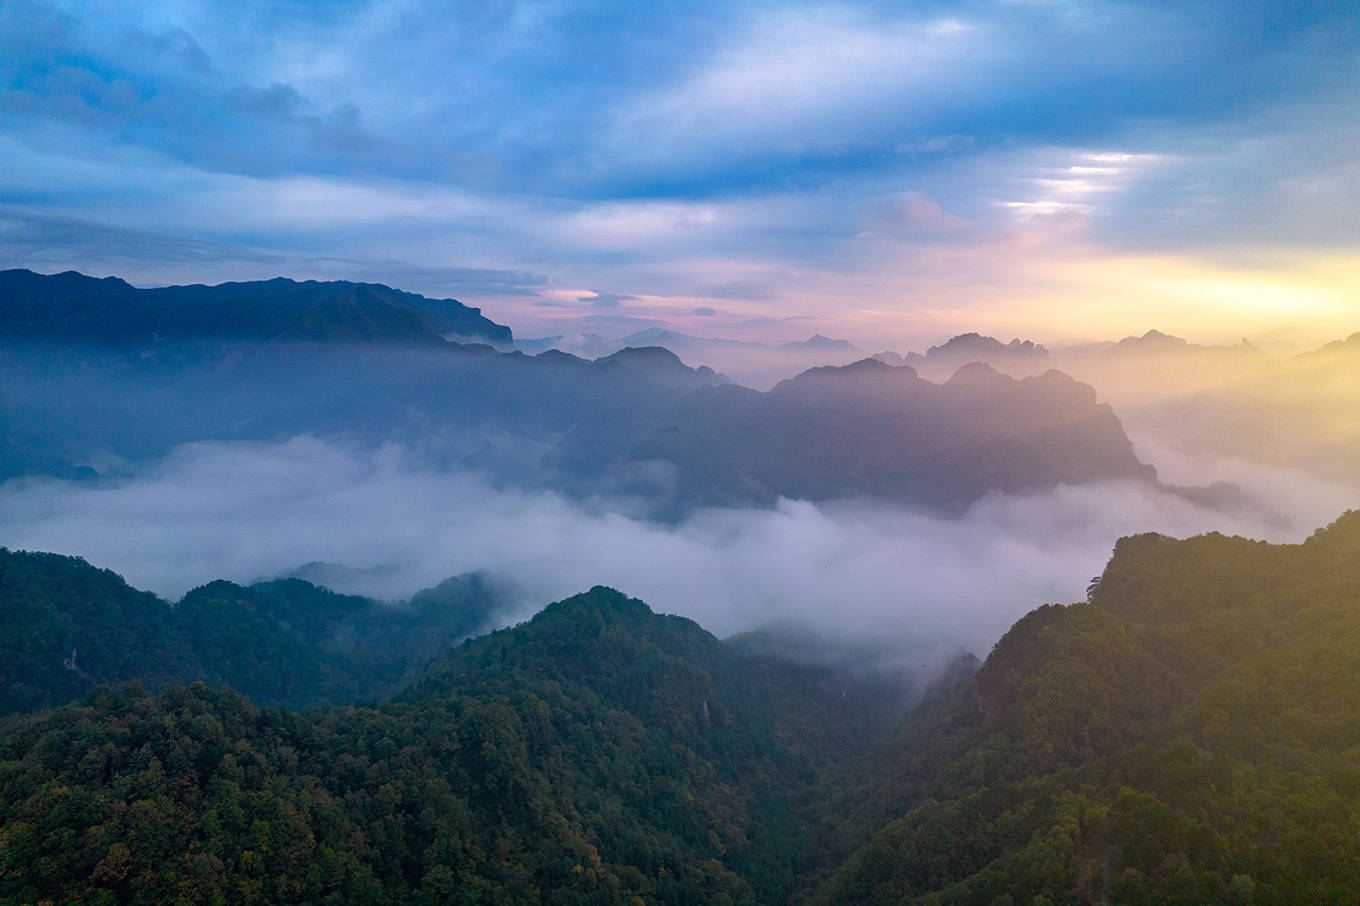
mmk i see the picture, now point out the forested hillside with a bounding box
[4,514,1360,904]
[807,511,1360,904]
[0,548,515,714]
[0,588,894,905]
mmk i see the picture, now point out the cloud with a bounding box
[0,207,548,298]
[578,290,637,309]
[575,313,671,331]
[0,207,285,269]
[593,2,1358,196]
[1,1,1356,347]
[607,9,989,166]
[1,436,1351,656]
[735,315,823,328]
[859,191,972,237]
[0,0,389,178]
[697,280,774,301]
[353,261,548,298]
[689,306,719,316]
[222,82,305,118]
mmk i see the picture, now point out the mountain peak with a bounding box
[621,327,688,344]
[1305,508,1360,548]
[539,585,656,622]
[0,269,513,347]
[780,334,861,352]
[945,360,1008,385]
[599,344,686,366]
[595,345,730,388]
[921,332,1049,358]
[930,332,998,354]
[404,585,719,704]
[1118,328,1188,348]
[777,356,912,389]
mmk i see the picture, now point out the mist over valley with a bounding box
[3,2,1358,900]
[2,268,1355,662]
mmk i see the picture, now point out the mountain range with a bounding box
[0,270,1160,514]
[632,358,1152,510]
[873,333,1051,382]
[0,547,518,714]
[516,328,867,390]
[1154,331,1360,480]
[0,268,514,348]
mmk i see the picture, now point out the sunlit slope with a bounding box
[1158,332,1360,480]
[810,511,1360,905]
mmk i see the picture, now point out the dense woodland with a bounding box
[806,511,1360,904]
[0,585,897,905]
[3,512,1360,903]
[0,549,515,714]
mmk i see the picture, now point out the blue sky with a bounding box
[2,0,1358,346]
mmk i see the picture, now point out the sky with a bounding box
[2,0,1358,348]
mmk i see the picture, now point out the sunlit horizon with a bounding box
[3,1,1356,351]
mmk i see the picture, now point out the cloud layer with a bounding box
[2,436,1352,658]
[2,1,1357,344]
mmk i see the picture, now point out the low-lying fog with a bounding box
[2,435,1355,660]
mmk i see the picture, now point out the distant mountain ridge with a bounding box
[870,332,1050,380]
[874,329,1280,415]
[780,333,861,353]
[593,345,731,389]
[516,328,866,388]
[0,270,1244,512]
[0,330,1157,513]
[0,268,514,347]
[909,331,1047,366]
[1155,329,1360,479]
[633,357,1153,510]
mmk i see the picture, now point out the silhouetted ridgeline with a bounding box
[635,358,1152,509]
[0,547,515,714]
[0,270,1156,511]
[3,513,1360,903]
[1158,331,1360,480]
[0,268,513,347]
[888,332,1051,382]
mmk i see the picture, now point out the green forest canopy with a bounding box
[3,511,1360,904]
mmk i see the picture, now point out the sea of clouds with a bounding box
[4,433,1355,663]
